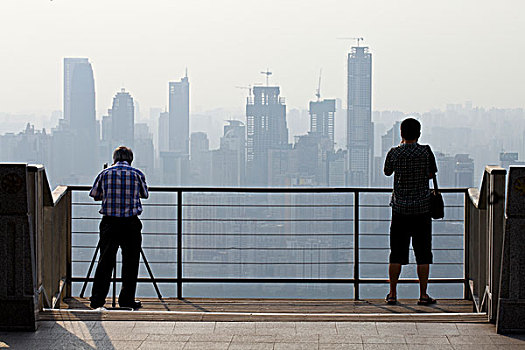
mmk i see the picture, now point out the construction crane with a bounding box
[235,83,262,96]
[337,37,365,47]
[315,69,322,101]
[260,69,272,86]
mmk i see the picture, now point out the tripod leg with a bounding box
[140,248,163,300]
[80,243,100,298]
[112,258,117,308]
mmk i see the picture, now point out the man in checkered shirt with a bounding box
[384,118,438,306]
[88,146,149,309]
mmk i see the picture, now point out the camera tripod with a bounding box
[79,242,163,309]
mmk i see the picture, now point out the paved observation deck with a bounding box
[1,163,525,348]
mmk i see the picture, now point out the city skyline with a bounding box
[0,1,524,115]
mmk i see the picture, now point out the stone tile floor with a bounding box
[1,321,524,349]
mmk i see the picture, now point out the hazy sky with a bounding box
[0,0,524,116]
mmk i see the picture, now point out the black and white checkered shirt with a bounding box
[384,143,438,215]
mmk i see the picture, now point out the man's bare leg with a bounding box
[417,264,430,298]
[389,263,402,297]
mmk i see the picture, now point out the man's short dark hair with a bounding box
[113,146,133,165]
[400,118,421,141]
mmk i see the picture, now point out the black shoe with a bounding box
[418,295,437,306]
[119,300,142,309]
[385,293,397,305]
[89,302,105,310]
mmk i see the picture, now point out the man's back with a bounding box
[384,143,437,215]
[89,161,148,217]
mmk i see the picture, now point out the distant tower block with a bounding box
[246,86,288,186]
[110,88,135,149]
[347,46,373,187]
[309,99,336,150]
[169,75,190,154]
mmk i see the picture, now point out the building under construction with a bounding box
[246,85,289,186]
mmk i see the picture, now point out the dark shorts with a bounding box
[389,212,433,265]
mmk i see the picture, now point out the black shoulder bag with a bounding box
[430,174,444,219]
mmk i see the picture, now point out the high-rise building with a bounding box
[309,99,336,150]
[212,120,246,187]
[158,111,169,153]
[63,57,97,179]
[189,132,211,185]
[168,75,190,154]
[347,46,373,187]
[246,86,289,186]
[454,154,474,187]
[109,88,135,149]
[134,123,155,175]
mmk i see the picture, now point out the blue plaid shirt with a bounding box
[89,161,149,217]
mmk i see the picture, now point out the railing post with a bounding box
[177,190,183,300]
[464,191,470,300]
[353,191,359,300]
[487,168,506,322]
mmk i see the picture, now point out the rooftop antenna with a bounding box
[315,69,322,102]
[337,37,365,47]
[260,69,272,86]
[185,67,188,78]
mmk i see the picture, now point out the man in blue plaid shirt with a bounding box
[89,146,148,309]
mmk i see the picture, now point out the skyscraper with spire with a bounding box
[347,46,373,186]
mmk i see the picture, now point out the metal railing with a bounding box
[68,186,468,300]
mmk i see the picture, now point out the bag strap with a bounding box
[432,174,439,191]
[427,145,439,192]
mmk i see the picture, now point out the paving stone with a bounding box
[228,343,275,350]
[255,322,296,329]
[0,339,58,350]
[336,322,379,335]
[214,322,256,335]
[447,335,494,344]
[52,338,97,350]
[319,344,364,350]
[404,335,450,344]
[489,335,525,345]
[416,323,459,335]
[183,341,230,349]
[139,341,186,350]
[376,322,418,336]
[188,333,233,342]
[99,331,149,341]
[255,326,296,336]
[146,334,191,342]
[274,342,319,350]
[363,336,406,344]
[450,345,503,350]
[274,334,318,343]
[232,335,276,343]
[133,322,175,334]
[407,345,454,350]
[363,344,409,350]
[173,322,216,334]
[94,340,144,350]
[319,334,363,343]
[456,323,496,335]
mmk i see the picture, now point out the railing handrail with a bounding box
[67,185,468,193]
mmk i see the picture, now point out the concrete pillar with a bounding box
[0,164,38,331]
[497,166,525,334]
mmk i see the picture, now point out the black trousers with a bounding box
[90,215,142,307]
